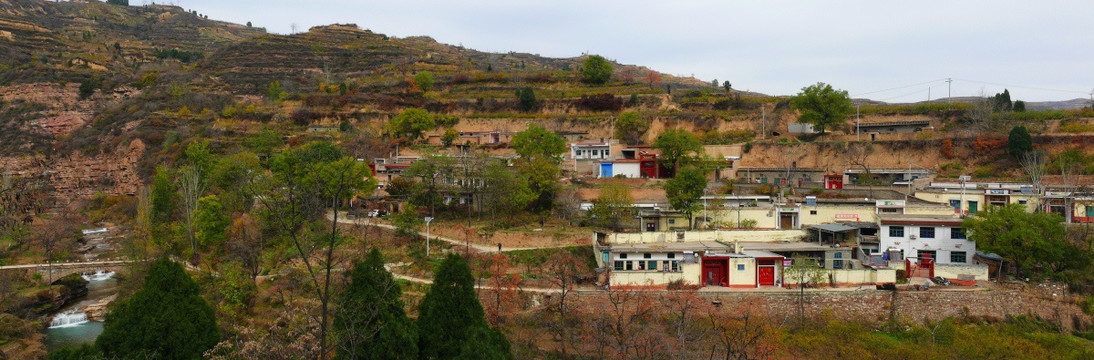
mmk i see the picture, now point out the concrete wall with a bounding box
[614,162,641,178]
[783,268,896,286]
[605,229,808,245]
[915,191,1039,213]
[728,258,756,287]
[934,263,990,281]
[798,204,876,224]
[610,262,702,288]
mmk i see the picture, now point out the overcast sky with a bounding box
[165,0,1093,103]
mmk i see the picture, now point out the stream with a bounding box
[43,271,118,350]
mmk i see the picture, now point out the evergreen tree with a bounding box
[516,86,537,112]
[96,257,219,359]
[417,254,512,359]
[335,248,417,360]
[1008,125,1033,160]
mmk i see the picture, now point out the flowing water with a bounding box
[43,271,118,350]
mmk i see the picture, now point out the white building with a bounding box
[877,214,973,264]
[598,160,641,178]
[571,142,611,160]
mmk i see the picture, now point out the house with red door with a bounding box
[593,230,895,290]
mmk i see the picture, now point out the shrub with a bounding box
[581,55,612,84]
[577,93,622,112]
[972,136,1006,153]
[1059,122,1094,133]
[941,138,955,159]
[414,71,435,92]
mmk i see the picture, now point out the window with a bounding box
[576,150,583,156]
[950,251,967,263]
[880,208,901,214]
[643,253,652,259]
[668,219,675,225]
[1018,199,1028,205]
[951,228,967,239]
[625,261,633,270]
[949,199,961,210]
[671,261,679,272]
[667,253,676,259]
[809,210,817,215]
[647,260,657,270]
[920,227,935,239]
[737,264,746,271]
[603,149,609,156]
[614,261,624,270]
[619,253,628,259]
[833,252,843,269]
[889,226,904,237]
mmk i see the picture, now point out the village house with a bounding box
[876,214,973,265]
[593,230,895,290]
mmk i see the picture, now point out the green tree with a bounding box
[183,140,214,175]
[441,128,459,147]
[581,55,613,85]
[246,129,283,160]
[96,257,219,359]
[391,204,424,237]
[785,254,826,325]
[406,155,456,218]
[414,71,435,92]
[516,86,537,112]
[790,82,853,134]
[614,111,648,145]
[963,204,1074,278]
[481,160,534,223]
[1013,100,1026,112]
[1008,125,1033,160]
[587,181,634,231]
[417,254,511,359]
[267,81,286,102]
[151,166,175,224]
[663,166,707,229]
[723,80,732,94]
[194,195,228,250]
[107,0,128,6]
[384,108,435,140]
[519,156,560,227]
[993,89,1013,112]
[335,248,417,360]
[652,128,703,173]
[511,124,566,164]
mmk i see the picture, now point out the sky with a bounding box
[158,0,1093,103]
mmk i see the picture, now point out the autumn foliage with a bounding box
[973,136,1007,153]
[941,138,955,159]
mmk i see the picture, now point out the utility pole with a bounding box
[856,104,860,142]
[424,216,433,257]
[761,105,766,140]
[946,78,953,106]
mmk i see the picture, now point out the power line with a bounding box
[951,78,1089,95]
[851,78,949,97]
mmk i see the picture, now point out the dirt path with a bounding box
[329,211,583,252]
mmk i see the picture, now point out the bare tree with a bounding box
[35,208,80,291]
[1020,151,1046,212]
[846,143,876,198]
[707,297,778,360]
[545,251,582,359]
[555,188,582,226]
[178,166,206,257]
[660,289,712,359]
[968,92,995,135]
[126,186,154,260]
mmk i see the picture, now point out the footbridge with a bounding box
[0,260,138,283]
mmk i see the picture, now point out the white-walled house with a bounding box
[877,214,973,264]
[571,142,611,160]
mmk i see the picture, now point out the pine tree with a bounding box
[417,254,512,359]
[96,257,219,359]
[335,248,417,360]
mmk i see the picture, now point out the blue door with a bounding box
[600,163,613,178]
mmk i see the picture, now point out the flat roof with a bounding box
[809,223,857,233]
[742,249,785,259]
[608,241,731,252]
[877,214,963,226]
[743,242,839,252]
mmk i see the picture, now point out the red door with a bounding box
[758,266,775,286]
[702,260,726,287]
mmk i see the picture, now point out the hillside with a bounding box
[0,0,1093,202]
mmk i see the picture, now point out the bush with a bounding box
[414,71,435,92]
[581,55,612,84]
[577,93,622,112]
